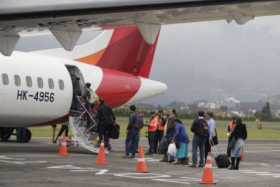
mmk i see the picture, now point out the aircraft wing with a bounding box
[1,0,280,56]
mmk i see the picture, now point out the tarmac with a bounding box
[0,139,280,187]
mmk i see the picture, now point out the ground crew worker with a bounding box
[147,112,159,155]
[155,110,166,153]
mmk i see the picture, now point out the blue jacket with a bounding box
[174,122,189,144]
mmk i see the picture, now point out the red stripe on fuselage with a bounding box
[95,68,141,108]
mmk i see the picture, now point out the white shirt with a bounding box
[208,118,216,139]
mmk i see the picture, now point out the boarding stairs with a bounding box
[69,96,100,154]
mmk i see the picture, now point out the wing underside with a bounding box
[1,0,280,56]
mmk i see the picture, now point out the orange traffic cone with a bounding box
[200,154,216,185]
[59,136,68,157]
[96,143,107,166]
[136,146,148,173]
[136,158,148,173]
[138,146,145,158]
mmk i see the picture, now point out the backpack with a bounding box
[135,113,144,129]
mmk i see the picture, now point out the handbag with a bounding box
[212,129,219,145]
[167,142,177,157]
[109,123,120,139]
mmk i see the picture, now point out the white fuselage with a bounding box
[0,52,167,127]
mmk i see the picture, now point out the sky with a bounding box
[16,15,280,105]
[148,15,280,105]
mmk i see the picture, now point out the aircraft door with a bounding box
[65,65,85,114]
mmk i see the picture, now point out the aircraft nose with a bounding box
[127,77,168,104]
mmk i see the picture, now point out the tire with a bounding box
[0,128,14,142]
[16,128,32,143]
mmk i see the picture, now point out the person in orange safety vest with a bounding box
[147,112,160,155]
[155,110,166,153]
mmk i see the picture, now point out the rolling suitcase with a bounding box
[215,154,230,168]
[211,141,230,168]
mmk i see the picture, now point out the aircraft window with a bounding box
[26,76,32,87]
[58,79,64,90]
[48,78,54,89]
[2,73,9,85]
[37,77,43,89]
[14,75,21,86]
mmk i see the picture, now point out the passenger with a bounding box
[135,111,144,151]
[160,111,176,162]
[155,110,166,153]
[124,105,142,158]
[173,119,189,165]
[190,111,209,168]
[83,83,96,126]
[96,98,116,151]
[71,75,82,112]
[226,117,236,157]
[205,112,217,161]
[229,118,247,170]
[54,122,69,143]
[146,112,159,155]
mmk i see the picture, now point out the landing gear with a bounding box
[16,128,32,143]
[0,127,13,142]
[0,127,32,143]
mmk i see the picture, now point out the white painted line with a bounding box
[113,173,170,179]
[241,171,271,174]
[180,177,201,182]
[256,173,273,176]
[153,178,191,184]
[96,169,109,175]
[47,165,82,170]
[0,160,25,165]
[239,170,259,172]
[0,155,25,161]
[0,160,47,165]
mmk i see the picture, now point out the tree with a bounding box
[261,102,273,121]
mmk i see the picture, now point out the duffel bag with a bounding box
[109,124,120,139]
[215,154,230,168]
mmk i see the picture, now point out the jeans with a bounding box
[125,130,139,156]
[192,135,207,166]
[148,132,157,154]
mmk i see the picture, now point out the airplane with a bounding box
[1,0,280,152]
[0,26,167,147]
[1,0,280,56]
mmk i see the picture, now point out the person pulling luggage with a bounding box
[229,118,247,170]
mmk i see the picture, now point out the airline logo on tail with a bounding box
[77,26,159,78]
